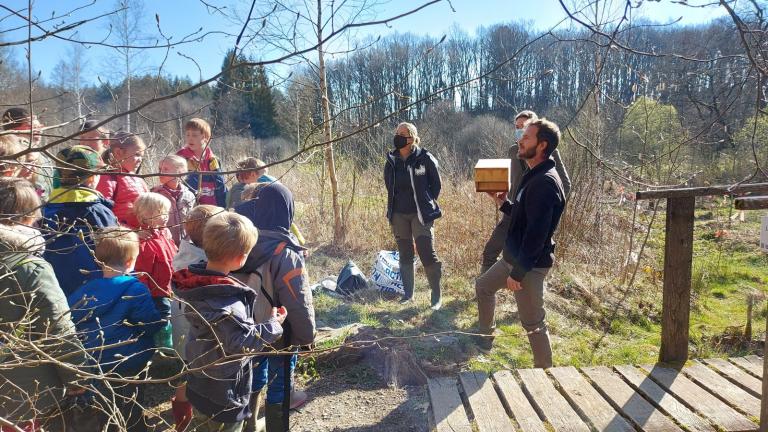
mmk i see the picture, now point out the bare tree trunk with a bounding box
[125,46,131,132]
[592,3,603,237]
[73,47,83,120]
[122,7,131,132]
[317,0,344,245]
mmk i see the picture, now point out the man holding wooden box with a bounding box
[474,118,567,368]
[479,110,571,274]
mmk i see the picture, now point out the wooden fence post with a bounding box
[762,311,768,432]
[734,196,768,430]
[659,196,695,363]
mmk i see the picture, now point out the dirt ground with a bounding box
[291,365,429,432]
[145,362,429,432]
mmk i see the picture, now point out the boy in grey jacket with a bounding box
[174,212,286,430]
[234,181,315,431]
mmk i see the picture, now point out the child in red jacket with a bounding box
[97,131,149,228]
[133,192,178,344]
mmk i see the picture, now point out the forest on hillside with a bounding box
[2,1,768,430]
[1,1,764,187]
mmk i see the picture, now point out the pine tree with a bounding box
[212,50,280,139]
[247,65,279,139]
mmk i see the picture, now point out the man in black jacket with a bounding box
[480,110,571,274]
[474,118,566,368]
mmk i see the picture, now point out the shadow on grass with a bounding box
[314,291,482,373]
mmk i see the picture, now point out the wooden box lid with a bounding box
[475,159,511,170]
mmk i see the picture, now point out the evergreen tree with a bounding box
[212,50,280,139]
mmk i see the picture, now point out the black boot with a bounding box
[264,403,285,432]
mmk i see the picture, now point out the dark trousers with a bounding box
[106,369,148,432]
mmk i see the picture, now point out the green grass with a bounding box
[307,202,768,374]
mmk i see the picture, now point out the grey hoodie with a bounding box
[234,229,315,347]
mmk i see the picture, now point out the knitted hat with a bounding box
[57,145,102,186]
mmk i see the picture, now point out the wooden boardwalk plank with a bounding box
[730,357,763,378]
[459,371,514,432]
[683,361,761,417]
[703,358,762,397]
[548,367,633,432]
[428,377,472,432]
[614,365,715,432]
[583,366,683,432]
[640,365,756,432]
[744,355,763,367]
[493,370,546,432]
[517,368,590,432]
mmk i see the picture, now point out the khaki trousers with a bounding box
[390,212,441,303]
[475,259,552,368]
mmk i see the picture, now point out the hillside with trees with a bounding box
[1,0,768,430]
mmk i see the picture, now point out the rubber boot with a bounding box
[264,403,285,432]
[424,262,442,308]
[243,391,265,432]
[397,239,415,301]
[171,397,193,432]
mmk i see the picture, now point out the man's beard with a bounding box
[517,146,536,160]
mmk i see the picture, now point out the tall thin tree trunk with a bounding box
[317,0,344,245]
[123,7,131,132]
[74,54,83,120]
[592,3,603,236]
[125,47,131,132]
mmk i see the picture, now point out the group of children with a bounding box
[0,112,315,432]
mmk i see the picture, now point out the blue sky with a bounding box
[0,0,727,85]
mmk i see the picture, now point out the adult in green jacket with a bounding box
[0,178,87,426]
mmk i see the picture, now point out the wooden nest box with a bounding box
[474,159,511,193]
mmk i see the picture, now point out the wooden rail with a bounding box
[635,182,768,200]
[736,196,768,210]
[634,183,768,363]
[635,184,768,430]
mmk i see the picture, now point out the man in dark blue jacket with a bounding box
[480,110,571,274]
[475,118,566,368]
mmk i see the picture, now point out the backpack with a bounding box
[232,261,275,323]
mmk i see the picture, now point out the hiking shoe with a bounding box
[474,334,494,354]
[399,297,413,305]
[430,301,442,311]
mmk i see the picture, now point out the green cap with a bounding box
[57,145,102,185]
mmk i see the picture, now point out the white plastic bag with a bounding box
[370,250,404,295]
